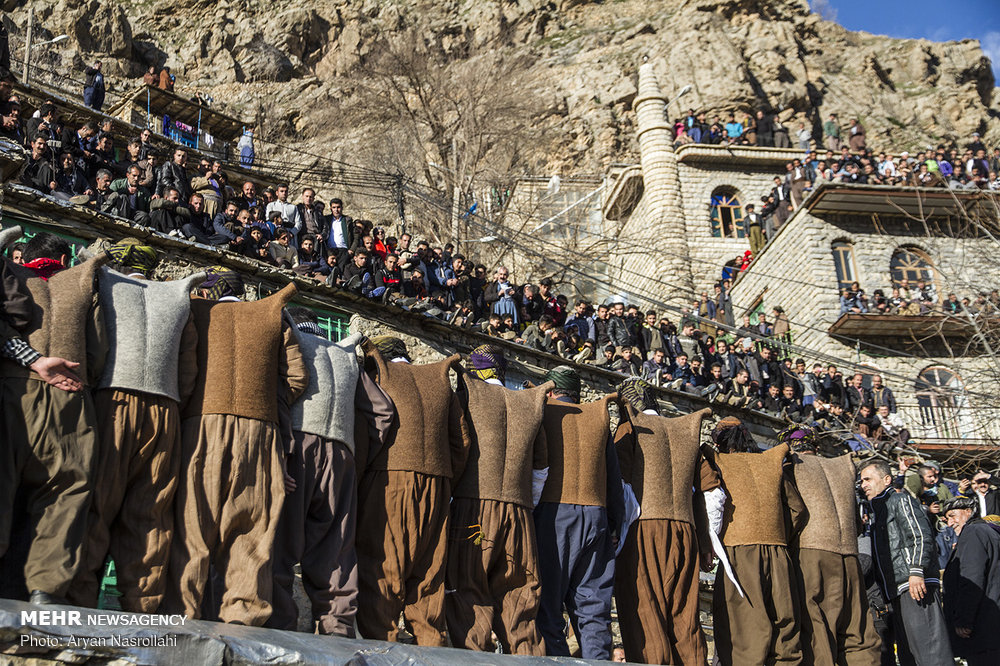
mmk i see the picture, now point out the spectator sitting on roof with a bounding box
[159,66,174,91]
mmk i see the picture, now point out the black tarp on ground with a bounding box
[0,599,618,665]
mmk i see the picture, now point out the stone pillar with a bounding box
[614,62,694,308]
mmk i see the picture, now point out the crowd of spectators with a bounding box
[674,107,999,190]
[839,279,1000,319]
[4,79,997,446]
[731,138,1000,261]
[0,93,929,442]
[891,459,1000,575]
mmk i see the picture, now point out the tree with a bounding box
[350,28,546,244]
[868,186,1000,472]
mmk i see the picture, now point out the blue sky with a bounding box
[811,0,1000,81]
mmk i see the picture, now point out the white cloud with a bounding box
[809,0,838,22]
[981,31,1000,82]
[929,26,952,43]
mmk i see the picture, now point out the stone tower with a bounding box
[611,62,694,308]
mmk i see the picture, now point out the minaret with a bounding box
[615,62,693,307]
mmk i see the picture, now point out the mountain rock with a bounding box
[4,0,996,175]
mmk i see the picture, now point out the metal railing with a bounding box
[896,403,1000,443]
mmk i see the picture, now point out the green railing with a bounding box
[314,311,351,342]
[1,216,88,265]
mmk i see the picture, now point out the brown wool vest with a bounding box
[793,453,859,555]
[623,406,712,524]
[452,375,553,508]
[714,443,790,547]
[0,256,107,384]
[540,394,616,507]
[183,283,296,422]
[367,350,462,478]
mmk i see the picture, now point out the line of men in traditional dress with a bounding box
[0,228,983,665]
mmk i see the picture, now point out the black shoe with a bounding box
[29,590,56,605]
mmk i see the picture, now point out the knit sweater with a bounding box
[616,406,712,523]
[97,268,205,401]
[539,393,616,507]
[792,452,859,555]
[452,374,553,508]
[184,283,298,422]
[291,330,360,450]
[0,255,107,384]
[713,443,791,547]
[366,348,469,479]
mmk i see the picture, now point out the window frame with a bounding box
[831,241,858,292]
[914,365,969,439]
[890,246,936,291]
[710,190,745,239]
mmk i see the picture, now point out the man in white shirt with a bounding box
[879,155,898,178]
[875,405,909,450]
[265,183,299,245]
[962,472,1000,518]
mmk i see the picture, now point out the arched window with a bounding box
[890,247,935,288]
[710,189,745,239]
[915,366,970,439]
[831,241,858,292]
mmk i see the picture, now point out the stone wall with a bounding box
[610,64,694,309]
[729,206,1000,442]
[677,160,789,297]
[605,135,810,309]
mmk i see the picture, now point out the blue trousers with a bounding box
[83,87,104,112]
[533,502,614,660]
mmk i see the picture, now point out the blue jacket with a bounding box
[212,212,240,242]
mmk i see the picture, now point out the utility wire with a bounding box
[402,181,1000,405]
[409,177,998,373]
[13,55,993,408]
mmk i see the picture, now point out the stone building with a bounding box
[728,183,999,450]
[591,61,1000,450]
[602,62,805,306]
[499,62,805,307]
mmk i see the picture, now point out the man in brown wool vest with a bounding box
[447,345,553,655]
[781,426,881,666]
[0,231,107,605]
[70,241,204,613]
[613,377,721,665]
[356,335,471,646]
[167,271,308,625]
[0,228,86,604]
[707,416,808,666]
[534,365,624,661]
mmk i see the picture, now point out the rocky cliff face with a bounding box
[5,0,998,175]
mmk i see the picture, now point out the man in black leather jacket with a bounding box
[859,460,952,666]
[155,148,191,205]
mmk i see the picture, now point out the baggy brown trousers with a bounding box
[713,544,804,666]
[446,497,545,655]
[70,388,181,611]
[270,432,358,636]
[796,548,881,666]
[0,377,96,598]
[357,469,449,646]
[616,519,705,665]
[166,414,285,625]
